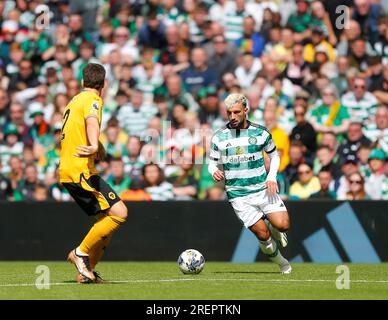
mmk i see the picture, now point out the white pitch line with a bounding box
[1,278,388,288]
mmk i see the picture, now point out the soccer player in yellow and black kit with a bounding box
[59,63,128,283]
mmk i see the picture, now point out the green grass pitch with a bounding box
[0,262,387,300]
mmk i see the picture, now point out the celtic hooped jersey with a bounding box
[209,121,277,200]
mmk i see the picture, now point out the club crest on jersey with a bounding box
[108,192,116,200]
[236,146,245,155]
[248,136,257,145]
[92,102,99,110]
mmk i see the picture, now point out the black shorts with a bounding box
[62,174,120,216]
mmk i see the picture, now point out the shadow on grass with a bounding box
[212,271,280,275]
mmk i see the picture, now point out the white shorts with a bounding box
[229,190,287,228]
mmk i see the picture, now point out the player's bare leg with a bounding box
[249,219,292,274]
[266,211,290,248]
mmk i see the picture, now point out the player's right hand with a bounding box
[74,145,98,157]
[212,170,225,182]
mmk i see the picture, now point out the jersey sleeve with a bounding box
[83,97,102,123]
[209,135,221,162]
[208,134,222,176]
[264,131,277,154]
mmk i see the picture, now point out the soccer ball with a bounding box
[178,249,205,274]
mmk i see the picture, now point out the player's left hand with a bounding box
[74,145,98,157]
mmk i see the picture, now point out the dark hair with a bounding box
[79,41,95,51]
[107,117,119,128]
[110,157,123,163]
[318,168,332,176]
[142,163,165,186]
[290,140,305,148]
[82,63,106,91]
[317,144,332,152]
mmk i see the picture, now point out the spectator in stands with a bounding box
[369,63,388,106]
[331,56,351,96]
[28,102,50,142]
[181,47,219,95]
[143,163,174,201]
[269,26,295,73]
[336,154,361,199]
[290,103,317,156]
[284,43,308,87]
[340,172,369,200]
[0,20,19,67]
[32,182,49,202]
[9,59,40,92]
[383,160,388,200]
[71,41,99,82]
[106,157,131,197]
[235,52,263,89]
[348,37,374,72]
[309,168,336,199]
[14,163,39,201]
[357,144,373,178]
[336,20,376,57]
[163,74,199,112]
[0,160,13,200]
[49,168,71,202]
[287,0,313,36]
[352,0,381,45]
[7,102,31,145]
[235,16,265,58]
[283,139,306,184]
[310,84,350,140]
[264,108,290,171]
[304,26,336,64]
[197,86,220,125]
[365,149,387,199]
[168,149,199,200]
[118,89,157,136]
[159,24,180,65]
[363,105,388,154]
[338,121,371,162]
[223,0,250,42]
[208,34,238,78]
[99,26,139,65]
[310,0,337,45]
[289,163,321,199]
[170,102,189,130]
[123,136,145,189]
[68,13,93,52]
[314,145,342,180]
[341,76,379,125]
[320,131,339,153]
[103,118,127,159]
[0,88,10,128]
[0,123,23,174]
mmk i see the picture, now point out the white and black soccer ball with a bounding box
[178,249,205,274]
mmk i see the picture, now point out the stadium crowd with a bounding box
[0,0,387,202]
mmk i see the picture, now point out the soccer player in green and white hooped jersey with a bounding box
[208,93,292,274]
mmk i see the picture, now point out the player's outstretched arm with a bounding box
[266,150,280,196]
[208,135,224,182]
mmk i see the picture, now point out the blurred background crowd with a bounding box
[0,0,387,202]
